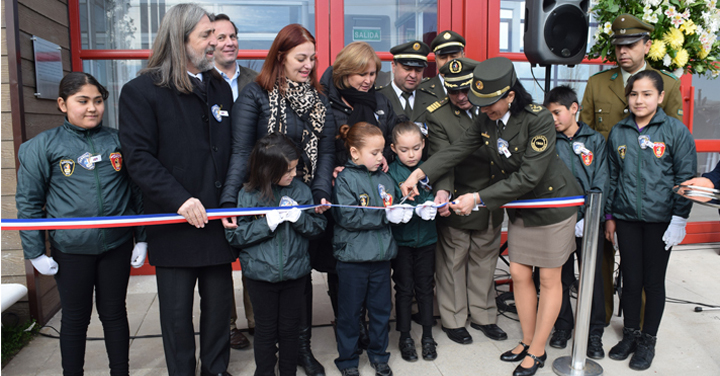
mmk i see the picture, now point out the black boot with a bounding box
[629,332,656,370]
[609,327,640,360]
[298,326,325,376]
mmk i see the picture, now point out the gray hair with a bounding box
[140,3,214,94]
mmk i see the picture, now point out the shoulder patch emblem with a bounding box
[426,99,447,113]
[677,109,683,116]
[611,73,619,80]
[581,151,594,166]
[530,104,543,112]
[618,145,627,159]
[530,135,548,152]
[60,160,75,177]
[359,194,370,207]
[110,152,122,171]
[653,142,666,158]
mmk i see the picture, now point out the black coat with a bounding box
[319,67,399,166]
[219,82,336,207]
[119,70,238,267]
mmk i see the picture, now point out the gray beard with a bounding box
[187,46,214,72]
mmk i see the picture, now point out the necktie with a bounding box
[497,119,505,136]
[401,91,413,118]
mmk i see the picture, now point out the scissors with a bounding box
[398,193,412,205]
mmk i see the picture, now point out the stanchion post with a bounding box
[553,191,603,376]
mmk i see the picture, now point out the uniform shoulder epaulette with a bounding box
[426,98,448,113]
[524,103,544,115]
[375,85,384,90]
[659,70,679,80]
[421,77,429,82]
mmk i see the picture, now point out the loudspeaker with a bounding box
[524,0,590,66]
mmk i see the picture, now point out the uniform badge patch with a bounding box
[475,80,484,91]
[378,184,393,207]
[618,145,627,159]
[110,152,122,171]
[481,132,490,138]
[77,152,95,170]
[530,135,548,152]
[582,151,594,166]
[530,104,543,112]
[449,60,462,74]
[413,42,421,51]
[653,142,666,158]
[60,160,75,177]
[359,194,369,207]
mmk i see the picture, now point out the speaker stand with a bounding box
[544,64,552,103]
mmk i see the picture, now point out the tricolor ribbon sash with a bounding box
[1,196,585,231]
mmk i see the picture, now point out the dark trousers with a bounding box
[391,244,436,332]
[555,234,606,336]
[155,263,233,376]
[335,261,392,370]
[245,276,306,376]
[52,240,133,376]
[616,220,672,336]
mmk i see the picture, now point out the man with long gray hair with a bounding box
[118,4,236,375]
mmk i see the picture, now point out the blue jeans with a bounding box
[335,261,392,370]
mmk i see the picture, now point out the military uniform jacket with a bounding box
[332,160,398,263]
[377,83,435,124]
[605,108,695,222]
[225,179,327,283]
[418,75,445,101]
[421,105,582,227]
[580,62,682,139]
[425,98,503,231]
[16,120,146,259]
[556,122,609,220]
[119,70,239,267]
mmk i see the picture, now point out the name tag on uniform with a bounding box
[497,138,511,158]
[89,155,102,163]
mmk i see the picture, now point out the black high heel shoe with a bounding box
[500,342,529,362]
[512,353,547,376]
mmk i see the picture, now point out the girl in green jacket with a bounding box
[225,133,326,376]
[604,70,696,371]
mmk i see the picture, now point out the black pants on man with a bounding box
[156,263,233,376]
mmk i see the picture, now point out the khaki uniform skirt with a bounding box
[507,213,577,268]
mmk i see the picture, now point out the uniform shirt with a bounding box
[391,81,415,110]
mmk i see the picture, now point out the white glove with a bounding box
[662,215,687,250]
[415,201,437,221]
[131,242,148,268]
[385,206,404,224]
[266,210,284,232]
[399,204,414,223]
[285,207,302,223]
[575,218,584,238]
[30,254,58,275]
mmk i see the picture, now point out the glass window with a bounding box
[511,62,609,105]
[79,0,315,50]
[691,76,720,141]
[84,59,264,128]
[344,0,437,50]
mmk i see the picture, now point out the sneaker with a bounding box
[587,335,605,359]
[371,362,393,376]
[629,333,656,370]
[340,367,360,376]
[609,327,640,361]
[549,329,571,349]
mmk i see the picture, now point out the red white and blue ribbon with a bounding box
[1,196,585,231]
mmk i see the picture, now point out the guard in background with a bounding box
[425,58,506,345]
[419,30,466,101]
[377,41,435,127]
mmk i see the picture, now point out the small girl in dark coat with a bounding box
[225,133,326,376]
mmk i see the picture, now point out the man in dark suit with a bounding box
[118,4,237,376]
[213,13,258,352]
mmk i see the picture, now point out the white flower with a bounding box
[663,54,672,66]
[603,21,613,34]
[593,29,602,40]
[647,13,659,24]
[709,0,717,10]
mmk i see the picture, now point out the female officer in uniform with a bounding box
[401,57,581,376]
